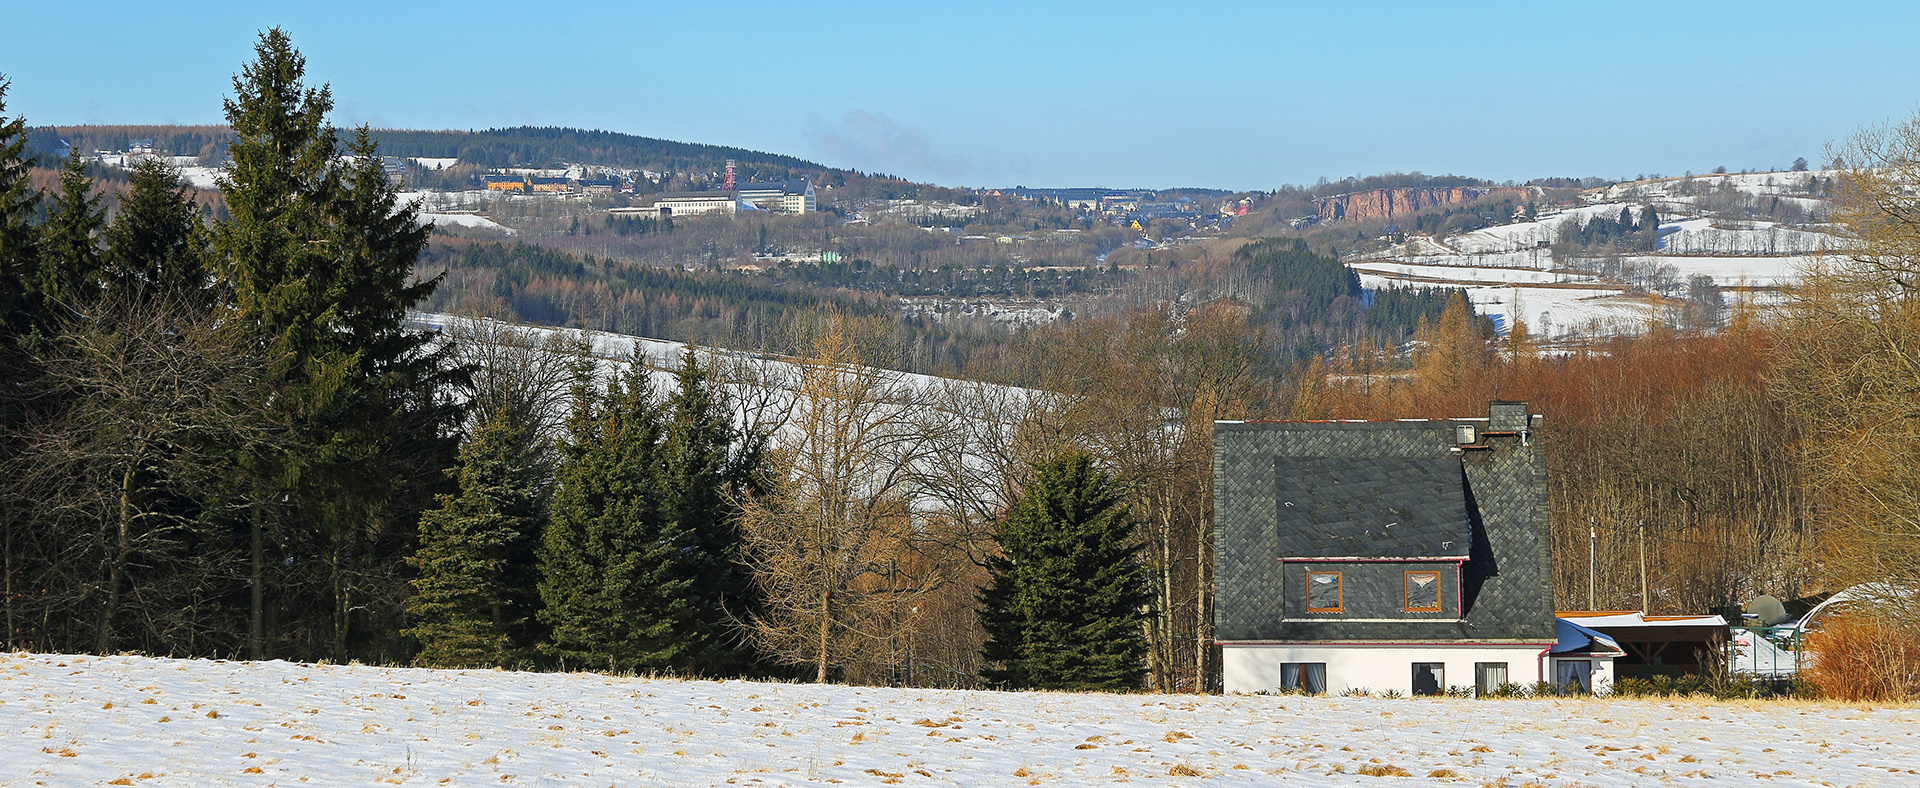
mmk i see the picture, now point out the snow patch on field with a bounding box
[418,213,512,235]
[4,653,1917,786]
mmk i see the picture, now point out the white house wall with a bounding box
[1223,644,1555,696]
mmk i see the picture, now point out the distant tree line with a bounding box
[416,240,894,355]
[24,124,232,165]
[364,126,828,176]
[1408,198,1529,237]
[1555,205,1660,255]
[1233,237,1465,360]
[762,258,1123,299]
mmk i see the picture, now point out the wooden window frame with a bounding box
[1305,571,1343,613]
[1411,662,1446,696]
[1474,662,1509,696]
[1404,570,1442,613]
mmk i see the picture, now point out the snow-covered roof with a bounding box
[1797,582,1920,630]
[1556,611,1728,628]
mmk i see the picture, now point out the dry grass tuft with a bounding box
[1168,763,1204,777]
[1357,763,1412,777]
[1804,617,1920,701]
[1427,768,1461,778]
[1163,730,1193,743]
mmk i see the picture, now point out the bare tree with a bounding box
[735,311,935,683]
[1776,113,1920,632]
[443,312,591,488]
[4,296,285,654]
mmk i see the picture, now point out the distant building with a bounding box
[736,179,816,214]
[129,139,155,154]
[652,191,737,217]
[577,179,620,195]
[484,175,528,193]
[529,176,570,194]
[650,179,817,217]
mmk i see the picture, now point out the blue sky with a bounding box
[3,1,1915,191]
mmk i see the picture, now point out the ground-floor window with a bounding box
[1474,662,1509,695]
[1280,662,1326,694]
[1411,662,1445,696]
[1555,659,1593,693]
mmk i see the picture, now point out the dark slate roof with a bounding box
[1213,418,1557,643]
[1273,456,1470,558]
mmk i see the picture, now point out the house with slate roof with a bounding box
[1213,402,1564,696]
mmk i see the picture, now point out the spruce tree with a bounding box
[36,150,104,308]
[405,413,540,668]
[659,346,764,675]
[0,78,39,337]
[101,157,208,307]
[537,358,691,672]
[980,450,1151,691]
[214,29,465,660]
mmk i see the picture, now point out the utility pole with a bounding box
[1588,522,1597,611]
[1638,520,1650,614]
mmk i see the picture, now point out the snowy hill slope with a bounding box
[5,653,1918,786]
[1349,171,1844,339]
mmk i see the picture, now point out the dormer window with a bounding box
[1405,571,1441,612]
[1306,571,1342,612]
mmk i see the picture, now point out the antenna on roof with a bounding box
[724,159,736,192]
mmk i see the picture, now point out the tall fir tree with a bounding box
[0,78,39,338]
[405,413,542,668]
[659,346,765,675]
[214,29,464,660]
[979,450,1151,691]
[36,150,105,308]
[537,358,691,672]
[101,157,209,307]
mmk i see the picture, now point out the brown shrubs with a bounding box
[1804,617,1920,701]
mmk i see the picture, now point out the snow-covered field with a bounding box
[4,653,1917,786]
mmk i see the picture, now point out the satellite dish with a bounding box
[1747,594,1789,626]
